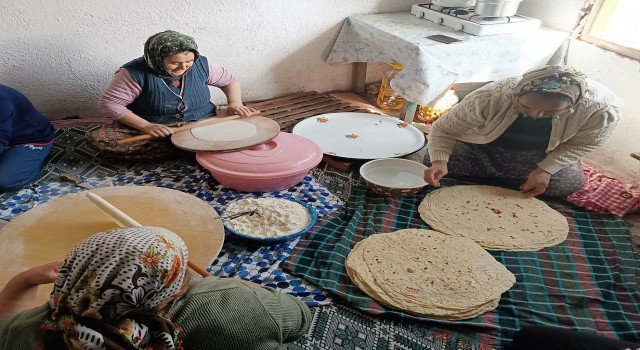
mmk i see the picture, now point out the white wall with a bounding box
[519,0,640,184]
[0,0,415,119]
[567,42,640,184]
[518,0,585,32]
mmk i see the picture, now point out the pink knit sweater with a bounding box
[99,60,236,120]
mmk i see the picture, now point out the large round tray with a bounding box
[292,112,425,159]
[0,186,224,304]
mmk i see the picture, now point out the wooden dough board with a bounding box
[0,186,224,305]
[171,116,281,152]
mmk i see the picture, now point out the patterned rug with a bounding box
[290,304,486,350]
[0,125,496,349]
[1,127,350,308]
[282,178,640,348]
[1,125,465,349]
[10,125,638,349]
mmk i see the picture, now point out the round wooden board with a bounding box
[0,186,224,305]
[171,116,281,152]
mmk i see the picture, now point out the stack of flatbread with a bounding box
[345,229,515,320]
[418,185,569,251]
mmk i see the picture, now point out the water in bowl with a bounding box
[368,166,425,187]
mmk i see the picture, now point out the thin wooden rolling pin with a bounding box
[116,109,262,145]
[85,192,212,278]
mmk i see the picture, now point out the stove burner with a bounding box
[481,16,506,21]
[468,15,510,24]
[425,3,474,13]
[411,3,541,36]
[452,9,470,16]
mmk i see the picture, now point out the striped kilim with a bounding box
[282,178,640,347]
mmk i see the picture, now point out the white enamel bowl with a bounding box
[360,158,428,197]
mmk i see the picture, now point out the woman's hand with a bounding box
[424,160,448,187]
[23,261,63,286]
[0,261,63,317]
[520,167,551,197]
[141,123,174,137]
[227,104,258,117]
[220,81,257,117]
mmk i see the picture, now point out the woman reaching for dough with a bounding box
[421,65,621,197]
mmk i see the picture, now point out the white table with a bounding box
[327,13,570,122]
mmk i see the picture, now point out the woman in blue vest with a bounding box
[0,84,55,193]
[86,30,257,160]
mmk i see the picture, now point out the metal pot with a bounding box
[473,0,522,17]
[432,0,476,7]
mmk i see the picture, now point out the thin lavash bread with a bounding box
[418,185,569,251]
[345,229,515,320]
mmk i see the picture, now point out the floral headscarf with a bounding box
[515,65,588,105]
[143,30,200,78]
[42,226,188,350]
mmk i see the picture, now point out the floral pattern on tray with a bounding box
[293,112,425,159]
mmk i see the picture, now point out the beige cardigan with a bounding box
[427,76,623,174]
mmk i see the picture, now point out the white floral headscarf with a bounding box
[42,226,188,350]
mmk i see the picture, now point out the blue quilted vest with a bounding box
[123,56,216,124]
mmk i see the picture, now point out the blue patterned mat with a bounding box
[0,165,341,307]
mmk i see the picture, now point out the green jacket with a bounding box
[0,277,312,349]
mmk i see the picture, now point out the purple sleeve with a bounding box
[206,60,237,87]
[98,68,142,120]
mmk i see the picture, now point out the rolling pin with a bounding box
[116,115,242,145]
[85,192,212,278]
[115,109,262,145]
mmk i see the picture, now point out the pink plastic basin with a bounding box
[196,132,323,192]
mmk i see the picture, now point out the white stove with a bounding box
[411,3,541,36]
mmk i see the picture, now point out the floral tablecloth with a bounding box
[327,13,569,105]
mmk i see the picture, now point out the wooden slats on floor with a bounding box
[247,91,380,132]
[50,91,380,131]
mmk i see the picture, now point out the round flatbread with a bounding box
[191,120,258,141]
[345,229,515,320]
[418,185,569,251]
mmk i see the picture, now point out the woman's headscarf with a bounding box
[42,226,189,350]
[143,30,200,78]
[514,65,588,106]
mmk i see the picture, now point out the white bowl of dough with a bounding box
[221,197,318,244]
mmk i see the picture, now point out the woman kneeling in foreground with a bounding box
[0,226,311,349]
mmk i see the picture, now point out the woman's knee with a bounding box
[545,168,585,197]
[0,171,39,192]
[0,153,47,192]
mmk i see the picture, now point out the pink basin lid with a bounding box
[196,132,323,178]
